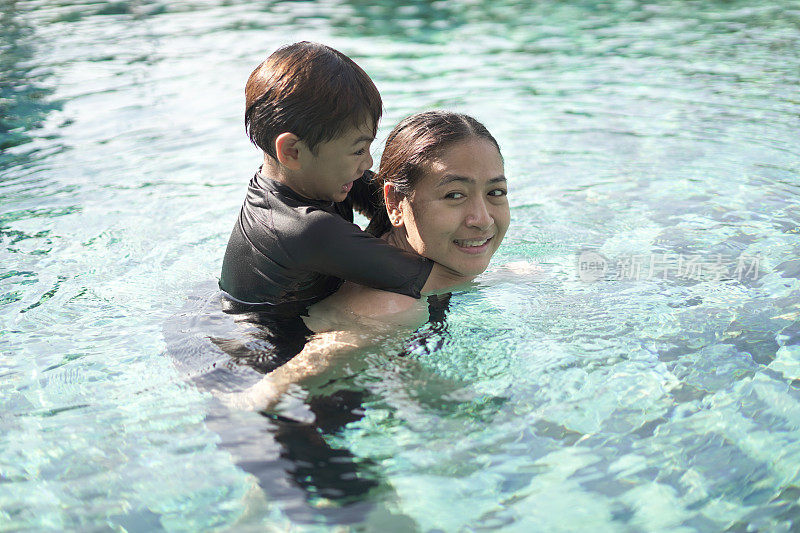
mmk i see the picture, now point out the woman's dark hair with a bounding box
[359,111,502,236]
[245,42,382,159]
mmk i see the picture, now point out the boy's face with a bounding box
[295,121,375,202]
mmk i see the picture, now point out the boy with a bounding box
[219,42,453,318]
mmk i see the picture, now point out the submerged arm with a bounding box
[216,329,366,411]
[216,284,429,411]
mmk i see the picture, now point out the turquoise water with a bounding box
[2,0,800,530]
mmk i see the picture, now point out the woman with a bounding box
[220,111,510,410]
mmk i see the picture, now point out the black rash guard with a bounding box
[219,169,433,316]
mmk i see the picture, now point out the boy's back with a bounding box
[220,169,431,316]
[219,42,433,316]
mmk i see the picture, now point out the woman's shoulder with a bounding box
[342,283,423,316]
[304,282,428,333]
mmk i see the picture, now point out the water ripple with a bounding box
[2,0,800,529]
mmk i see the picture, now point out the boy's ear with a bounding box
[384,183,404,227]
[274,132,302,170]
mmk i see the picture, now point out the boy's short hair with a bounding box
[245,42,383,159]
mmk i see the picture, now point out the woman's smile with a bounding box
[453,235,494,254]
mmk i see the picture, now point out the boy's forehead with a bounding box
[339,121,375,144]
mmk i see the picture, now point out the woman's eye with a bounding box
[354,148,366,155]
[488,188,508,197]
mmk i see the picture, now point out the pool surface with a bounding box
[2,0,800,530]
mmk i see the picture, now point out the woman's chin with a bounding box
[441,260,491,282]
[445,244,500,279]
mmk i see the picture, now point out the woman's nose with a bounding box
[465,198,493,230]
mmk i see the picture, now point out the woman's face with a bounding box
[395,138,509,279]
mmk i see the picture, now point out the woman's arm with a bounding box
[215,328,366,411]
[215,283,429,411]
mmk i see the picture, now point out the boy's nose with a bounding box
[361,152,373,172]
[465,198,493,230]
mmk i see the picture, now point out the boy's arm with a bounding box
[293,212,459,298]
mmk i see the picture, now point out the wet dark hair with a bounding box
[358,111,502,236]
[245,42,383,159]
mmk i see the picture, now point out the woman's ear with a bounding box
[274,133,302,170]
[383,183,404,227]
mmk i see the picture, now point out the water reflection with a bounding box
[0,2,62,160]
[163,286,388,524]
[201,393,385,526]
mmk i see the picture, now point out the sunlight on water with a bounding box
[2,0,800,530]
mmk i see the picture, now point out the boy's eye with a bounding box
[445,192,465,200]
[488,188,507,197]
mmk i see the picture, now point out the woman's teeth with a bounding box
[454,237,490,247]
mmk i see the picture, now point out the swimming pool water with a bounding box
[2,0,800,530]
